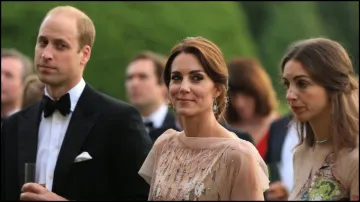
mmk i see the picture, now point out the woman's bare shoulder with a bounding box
[337,145,359,167]
[292,143,307,160]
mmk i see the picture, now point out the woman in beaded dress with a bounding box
[138,37,270,201]
[281,38,359,201]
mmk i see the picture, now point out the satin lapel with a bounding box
[52,85,99,195]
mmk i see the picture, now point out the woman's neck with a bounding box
[309,109,331,142]
[181,111,223,138]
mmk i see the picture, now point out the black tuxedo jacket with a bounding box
[149,120,254,145]
[265,113,293,183]
[1,84,152,201]
[161,110,176,129]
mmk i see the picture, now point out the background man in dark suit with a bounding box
[1,6,152,201]
[1,49,33,123]
[125,51,175,134]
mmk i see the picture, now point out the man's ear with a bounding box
[80,45,91,66]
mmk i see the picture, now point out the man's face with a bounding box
[125,59,164,109]
[1,57,23,106]
[34,13,89,87]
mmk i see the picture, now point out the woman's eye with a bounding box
[171,75,181,81]
[282,81,289,89]
[192,75,203,81]
[297,81,308,89]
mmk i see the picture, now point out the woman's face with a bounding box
[168,53,220,118]
[230,92,256,121]
[282,59,329,122]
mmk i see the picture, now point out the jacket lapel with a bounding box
[52,85,99,194]
[17,102,43,186]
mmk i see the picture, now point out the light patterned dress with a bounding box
[139,129,269,201]
[289,143,359,201]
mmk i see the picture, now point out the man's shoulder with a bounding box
[4,102,41,124]
[90,88,137,115]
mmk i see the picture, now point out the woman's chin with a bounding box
[294,112,311,122]
[175,108,196,117]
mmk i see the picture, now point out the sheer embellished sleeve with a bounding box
[229,141,270,200]
[138,129,177,184]
[138,148,155,184]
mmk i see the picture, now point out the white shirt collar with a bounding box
[280,122,299,191]
[142,104,168,129]
[44,78,86,112]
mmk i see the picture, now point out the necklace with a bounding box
[316,136,332,144]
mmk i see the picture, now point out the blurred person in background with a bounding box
[21,74,46,109]
[225,57,279,159]
[1,5,151,201]
[1,48,33,123]
[125,51,175,135]
[139,36,269,200]
[265,113,298,201]
[282,38,358,201]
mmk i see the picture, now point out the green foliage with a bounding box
[2,2,358,114]
[239,2,358,112]
[1,1,257,100]
[315,1,359,73]
[257,2,327,102]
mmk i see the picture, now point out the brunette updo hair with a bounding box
[163,37,229,120]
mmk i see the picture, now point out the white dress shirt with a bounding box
[279,122,299,192]
[142,104,168,129]
[35,78,86,191]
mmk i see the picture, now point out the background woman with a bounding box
[225,57,279,159]
[21,74,45,109]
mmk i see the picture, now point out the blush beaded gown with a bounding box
[139,129,269,201]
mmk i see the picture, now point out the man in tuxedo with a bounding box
[1,6,152,201]
[125,51,175,134]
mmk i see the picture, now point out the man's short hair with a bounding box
[130,51,168,84]
[1,48,33,82]
[43,6,96,50]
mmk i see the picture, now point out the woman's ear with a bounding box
[214,85,221,98]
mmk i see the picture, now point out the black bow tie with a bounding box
[144,121,154,130]
[43,93,71,118]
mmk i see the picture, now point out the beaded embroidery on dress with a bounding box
[139,129,270,201]
[299,153,348,201]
